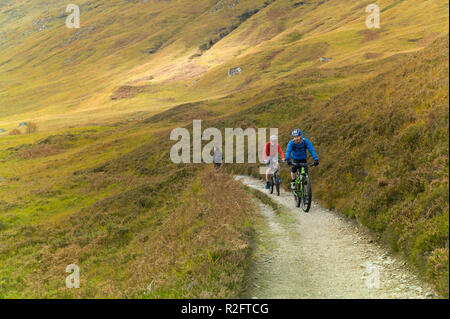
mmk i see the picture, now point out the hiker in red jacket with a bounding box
[263,135,285,189]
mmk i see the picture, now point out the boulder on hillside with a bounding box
[228,67,242,77]
[320,57,333,62]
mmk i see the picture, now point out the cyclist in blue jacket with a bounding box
[285,129,319,190]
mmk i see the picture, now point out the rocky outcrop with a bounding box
[228,67,242,76]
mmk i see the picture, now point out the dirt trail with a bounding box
[235,175,438,299]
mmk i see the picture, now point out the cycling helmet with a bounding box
[270,135,278,142]
[291,129,302,137]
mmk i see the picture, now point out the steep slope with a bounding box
[226,35,449,295]
[0,0,269,127]
[0,0,448,130]
[0,0,448,298]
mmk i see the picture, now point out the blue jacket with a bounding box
[285,138,318,161]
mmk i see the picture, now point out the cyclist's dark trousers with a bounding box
[291,159,308,174]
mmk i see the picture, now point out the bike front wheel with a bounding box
[294,183,301,207]
[274,173,280,196]
[301,176,312,212]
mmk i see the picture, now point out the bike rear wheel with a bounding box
[269,175,274,194]
[301,176,312,212]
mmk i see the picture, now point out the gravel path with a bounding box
[235,175,438,299]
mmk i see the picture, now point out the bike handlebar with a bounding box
[285,161,316,167]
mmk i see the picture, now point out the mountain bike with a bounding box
[268,160,282,196]
[289,162,315,212]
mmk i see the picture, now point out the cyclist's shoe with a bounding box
[291,182,296,190]
[265,182,270,189]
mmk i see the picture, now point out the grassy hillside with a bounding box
[224,35,449,295]
[0,0,448,297]
[0,0,448,130]
[0,124,255,297]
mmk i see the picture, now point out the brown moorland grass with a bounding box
[8,128,21,135]
[364,52,384,60]
[121,169,255,298]
[358,29,382,42]
[19,143,61,159]
[110,85,150,100]
[0,126,255,298]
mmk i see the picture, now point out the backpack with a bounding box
[292,139,307,152]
